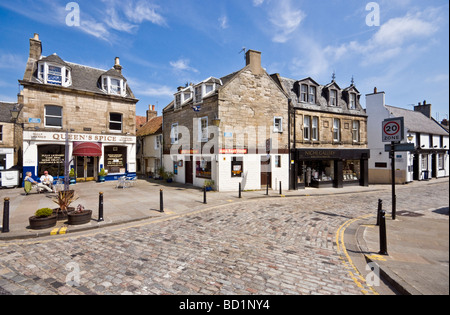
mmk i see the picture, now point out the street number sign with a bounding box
[382,117,404,142]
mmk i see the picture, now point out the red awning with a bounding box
[72,142,102,157]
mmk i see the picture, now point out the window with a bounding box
[175,94,181,109]
[330,90,337,106]
[0,125,3,142]
[304,116,310,140]
[312,117,319,141]
[38,62,71,87]
[196,157,212,179]
[101,76,127,97]
[300,85,308,102]
[275,155,281,168]
[352,121,360,143]
[350,93,357,109]
[194,86,202,104]
[109,113,123,132]
[309,86,316,104]
[104,146,127,174]
[231,157,244,177]
[343,160,361,181]
[205,84,214,94]
[171,123,179,144]
[333,118,340,142]
[45,105,63,128]
[274,117,283,133]
[110,78,122,95]
[155,135,162,149]
[199,117,208,142]
[438,154,444,170]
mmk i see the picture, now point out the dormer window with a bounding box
[101,75,127,97]
[297,79,318,105]
[37,61,72,87]
[330,90,338,106]
[193,77,222,104]
[174,86,193,110]
[349,93,357,109]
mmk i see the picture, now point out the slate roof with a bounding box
[385,105,449,136]
[136,116,163,137]
[22,54,136,100]
[0,102,22,123]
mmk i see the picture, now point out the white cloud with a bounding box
[123,1,167,26]
[170,59,199,73]
[253,0,265,7]
[219,16,229,30]
[0,53,26,70]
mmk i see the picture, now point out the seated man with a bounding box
[40,171,54,191]
[24,172,54,194]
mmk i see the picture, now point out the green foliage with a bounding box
[99,168,107,176]
[35,208,53,218]
[69,168,75,177]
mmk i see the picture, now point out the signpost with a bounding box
[382,118,406,220]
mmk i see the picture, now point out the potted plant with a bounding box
[68,204,92,226]
[203,180,215,191]
[69,168,76,185]
[98,168,107,182]
[29,208,57,230]
[156,167,165,180]
[52,190,78,220]
[164,171,174,183]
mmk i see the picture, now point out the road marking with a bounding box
[50,228,59,236]
[336,214,379,295]
[366,254,387,261]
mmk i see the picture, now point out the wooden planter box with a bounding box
[68,210,93,226]
[29,214,57,230]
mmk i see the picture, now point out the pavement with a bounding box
[0,177,448,295]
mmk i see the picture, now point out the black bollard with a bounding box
[279,181,282,195]
[160,189,164,213]
[2,198,10,233]
[379,210,388,256]
[98,192,104,222]
[239,183,242,199]
[203,186,207,204]
[376,199,383,226]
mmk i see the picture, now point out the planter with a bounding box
[68,210,93,226]
[53,207,75,221]
[166,178,173,183]
[69,177,76,185]
[99,176,105,183]
[29,214,57,230]
[205,187,213,192]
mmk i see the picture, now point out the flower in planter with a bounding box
[35,208,54,218]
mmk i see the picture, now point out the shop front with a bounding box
[22,131,136,183]
[293,148,369,189]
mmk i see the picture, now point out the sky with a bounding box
[0,0,449,120]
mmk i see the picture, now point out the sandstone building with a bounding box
[18,34,138,182]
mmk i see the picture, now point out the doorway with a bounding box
[261,156,271,188]
[185,156,193,184]
[76,156,97,182]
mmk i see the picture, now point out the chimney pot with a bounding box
[245,50,263,75]
[33,33,40,41]
[374,87,377,94]
[114,57,122,74]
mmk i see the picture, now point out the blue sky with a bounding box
[0,0,449,120]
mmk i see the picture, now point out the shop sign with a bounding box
[23,131,135,144]
[219,149,248,154]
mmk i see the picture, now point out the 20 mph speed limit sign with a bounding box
[382,117,404,142]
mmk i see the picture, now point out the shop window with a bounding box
[275,155,281,168]
[104,146,127,174]
[109,113,123,132]
[0,154,6,170]
[45,105,63,128]
[231,157,244,177]
[343,160,360,181]
[196,157,212,179]
[305,161,334,186]
[37,144,65,177]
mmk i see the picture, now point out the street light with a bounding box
[10,104,20,121]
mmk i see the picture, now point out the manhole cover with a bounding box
[396,211,424,217]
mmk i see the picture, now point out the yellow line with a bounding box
[59,227,67,235]
[336,214,379,295]
[50,228,59,236]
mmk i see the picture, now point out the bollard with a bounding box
[98,192,104,222]
[2,198,10,233]
[376,199,382,226]
[379,210,388,256]
[392,195,397,220]
[266,181,269,196]
[279,181,282,195]
[239,183,242,199]
[160,189,164,213]
[203,186,207,204]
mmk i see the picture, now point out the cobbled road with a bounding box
[0,181,448,295]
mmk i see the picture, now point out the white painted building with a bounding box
[366,89,449,184]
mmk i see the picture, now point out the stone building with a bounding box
[18,33,138,182]
[0,102,23,170]
[276,76,370,189]
[366,89,449,184]
[136,105,163,177]
[162,50,290,192]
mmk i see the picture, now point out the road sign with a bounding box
[384,143,415,152]
[382,117,404,142]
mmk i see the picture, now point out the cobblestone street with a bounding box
[0,180,448,295]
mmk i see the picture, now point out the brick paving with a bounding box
[0,180,448,295]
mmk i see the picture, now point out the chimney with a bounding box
[245,50,264,75]
[23,33,42,81]
[146,105,157,121]
[374,87,377,94]
[414,100,432,118]
[114,57,123,74]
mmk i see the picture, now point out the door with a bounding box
[76,156,97,182]
[261,156,271,188]
[185,156,193,184]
